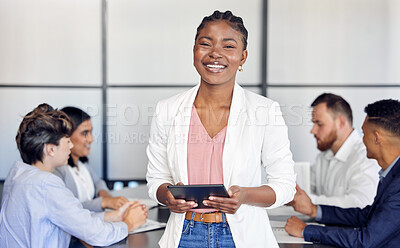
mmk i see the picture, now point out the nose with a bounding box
[87,132,94,143]
[209,46,222,59]
[310,124,317,135]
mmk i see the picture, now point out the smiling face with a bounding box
[311,103,339,151]
[70,119,93,163]
[193,21,247,87]
[362,117,378,160]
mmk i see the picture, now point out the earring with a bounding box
[238,65,243,72]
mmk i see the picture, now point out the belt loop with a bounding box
[222,212,227,227]
[189,212,195,227]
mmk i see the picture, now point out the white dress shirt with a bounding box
[68,161,96,203]
[310,130,380,208]
[0,161,128,247]
[146,83,296,248]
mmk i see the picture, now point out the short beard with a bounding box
[317,129,337,151]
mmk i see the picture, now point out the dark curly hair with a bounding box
[16,103,74,165]
[195,10,248,50]
[364,99,400,136]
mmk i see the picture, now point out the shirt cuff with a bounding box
[315,205,322,221]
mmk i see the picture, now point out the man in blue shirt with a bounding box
[285,99,400,247]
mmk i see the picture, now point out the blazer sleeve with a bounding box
[303,190,400,247]
[262,101,296,208]
[319,205,371,226]
[81,165,109,212]
[86,165,109,195]
[54,165,105,212]
[146,102,174,205]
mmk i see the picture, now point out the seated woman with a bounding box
[53,106,128,211]
[0,104,147,247]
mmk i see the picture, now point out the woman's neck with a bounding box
[195,82,234,108]
[32,161,54,172]
[71,154,79,166]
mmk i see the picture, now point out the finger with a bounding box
[119,201,133,212]
[176,182,184,185]
[296,185,303,193]
[203,200,234,212]
[208,196,239,207]
[227,186,240,196]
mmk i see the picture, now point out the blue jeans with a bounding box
[178,212,235,248]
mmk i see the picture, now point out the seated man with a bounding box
[285,99,400,247]
[304,93,380,208]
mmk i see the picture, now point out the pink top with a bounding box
[187,105,227,213]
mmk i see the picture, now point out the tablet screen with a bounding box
[167,184,229,208]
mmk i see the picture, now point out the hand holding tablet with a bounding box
[168,184,230,209]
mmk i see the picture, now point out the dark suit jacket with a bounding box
[304,157,400,248]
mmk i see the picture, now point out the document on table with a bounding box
[128,219,167,234]
[270,220,312,244]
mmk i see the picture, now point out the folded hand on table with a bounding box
[102,195,130,210]
[285,216,307,238]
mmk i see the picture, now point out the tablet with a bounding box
[167,184,230,208]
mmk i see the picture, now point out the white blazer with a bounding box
[146,83,296,248]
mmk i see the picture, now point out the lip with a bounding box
[203,62,227,73]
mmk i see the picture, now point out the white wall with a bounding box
[267,0,400,164]
[268,0,400,84]
[0,0,399,180]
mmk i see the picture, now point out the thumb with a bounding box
[176,182,184,185]
[295,184,304,193]
[119,201,134,213]
[228,186,240,197]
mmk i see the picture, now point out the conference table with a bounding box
[91,185,334,248]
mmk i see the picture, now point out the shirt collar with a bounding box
[327,129,359,162]
[379,155,400,181]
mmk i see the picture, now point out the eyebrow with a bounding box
[198,36,238,43]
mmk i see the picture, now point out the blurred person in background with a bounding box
[0,103,148,247]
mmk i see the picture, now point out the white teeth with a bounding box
[206,64,225,69]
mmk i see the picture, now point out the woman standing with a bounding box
[146,10,296,248]
[54,106,128,211]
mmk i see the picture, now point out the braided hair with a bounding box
[195,10,248,50]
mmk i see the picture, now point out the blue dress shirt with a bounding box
[0,161,128,248]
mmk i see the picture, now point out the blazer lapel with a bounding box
[367,158,400,220]
[222,84,247,187]
[170,85,199,185]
